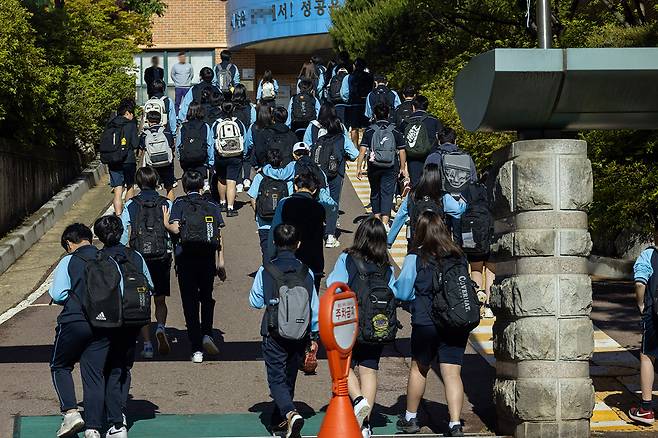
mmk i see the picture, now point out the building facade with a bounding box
[134,0,342,104]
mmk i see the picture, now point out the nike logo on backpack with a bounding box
[380,136,389,145]
[95,312,107,321]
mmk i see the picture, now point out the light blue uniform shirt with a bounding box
[635,248,656,284]
[387,194,467,246]
[175,122,215,167]
[326,253,399,295]
[303,121,351,146]
[393,253,420,302]
[364,90,402,119]
[249,266,320,333]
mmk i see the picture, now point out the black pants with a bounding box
[259,229,270,266]
[50,321,110,430]
[407,159,426,187]
[105,326,141,425]
[176,259,216,352]
[367,165,396,217]
[262,335,306,422]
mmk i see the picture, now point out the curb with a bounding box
[0,159,106,276]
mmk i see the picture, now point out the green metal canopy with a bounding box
[454,48,658,132]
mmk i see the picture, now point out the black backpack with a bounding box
[292,92,316,123]
[179,197,221,249]
[646,247,658,317]
[295,156,326,189]
[99,120,128,165]
[369,86,394,111]
[460,183,494,258]
[429,256,481,332]
[263,130,295,166]
[129,197,169,261]
[111,249,152,328]
[348,256,398,344]
[409,195,445,237]
[312,134,342,179]
[179,121,208,167]
[73,250,123,329]
[233,103,252,128]
[349,71,373,104]
[394,100,414,128]
[256,176,289,221]
[329,70,348,103]
[192,82,219,103]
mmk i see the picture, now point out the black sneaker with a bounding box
[449,424,464,437]
[227,209,238,217]
[219,204,228,213]
[396,416,420,433]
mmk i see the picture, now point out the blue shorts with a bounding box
[351,343,385,370]
[108,163,136,188]
[642,314,658,357]
[215,157,242,182]
[411,324,469,367]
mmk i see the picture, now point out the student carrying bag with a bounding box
[144,126,173,168]
[312,134,341,179]
[73,250,123,328]
[256,176,289,221]
[369,123,396,168]
[178,197,221,249]
[430,256,481,332]
[214,118,244,158]
[129,197,169,261]
[264,263,312,341]
[111,250,152,328]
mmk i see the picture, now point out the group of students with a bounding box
[52,51,501,438]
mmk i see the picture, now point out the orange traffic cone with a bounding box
[317,282,362,438]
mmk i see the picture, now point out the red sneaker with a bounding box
[629,406,655,425]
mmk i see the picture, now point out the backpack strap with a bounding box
[263,262,286,284]
[295,263,310,283]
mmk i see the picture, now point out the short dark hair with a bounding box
[178,50,186,57]
[60,223,93,251]
[438,126,457,145]
[402,85,417,98]
[146,111,162,124]
[298,79,312,93]
[373,103,390,121]
[373,73,386,83]
[182,170,204,193]
[273,224,299,251]
[221,101,235,117]
[266,148,283,168]
[311,54,323,65]
[135,166,159,190]
[220,50,232,62]
[412,95,429,111]
[200,67,214,83]
[94,215,123,247]
[152,79,165,94]
[186,102,205,121]
[272,106,288,124]
[151,55,158,62]
[117,98,135,116]
[294,171,319,193]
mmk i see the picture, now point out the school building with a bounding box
[134,0,343,104]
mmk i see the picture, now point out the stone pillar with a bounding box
[490,139,595,437]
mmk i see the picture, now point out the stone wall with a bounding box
[490,139,595,437]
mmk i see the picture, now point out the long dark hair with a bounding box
[346,217,390,266]
[232,83,248,106]
[412,211,463,264]
[412,163,443,203]
[318,103,343,136]
[255,103,273,129]
[262,70,273,83]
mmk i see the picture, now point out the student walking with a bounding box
[628,235,658,425]
[244,103,274,171]
[357,103,408,227]
[327,62,350,127]
[214,50,240,93]
[393,85,416,130]
[347,58,373,144]
[309,105,359,248]
[95,215,154,438]
[252,106,298,169]
[257,70,279,105]
[140,109,176,201]
[99,98,139,216]
[297,61,324,97]
[144,79,177,137]
[144,56,164,99]
[249,224,320,437]
[212,101,246,217]
[170,51,194,115]
[178,67,222,123]
[287,79,321,139]
[395,212,478,437]
[326,217,399,438]
[364,74,401,122]
[311,55,327,101]
[231,83,257,192]
[268,172,326,292]
[176,102,215,184]
[164,170,226,363]
[120,167,173,359]
[399,95,444,186]
[49,224,113,438]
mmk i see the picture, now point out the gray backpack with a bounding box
[441,151,474,194]
[369,123,396,168]
[144,126,173,167]
[264,263,311,341]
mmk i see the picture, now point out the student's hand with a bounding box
[639,303,645,315]
[216,262,226,281]
[357,170,365,180]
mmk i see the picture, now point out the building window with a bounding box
[133,50,215,104]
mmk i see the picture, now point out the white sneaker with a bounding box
[353,398,371,428]
[325,235,340,248]
[57,411,84,437]
[361,425,372,438]
[156,327,170,355]
[202,335,219,355]
[286,411,304,438]
[236,183,244,193]
[484,306,495,319]
[106,425,128,438]
[84,430,101,438]
[243,179,251,190]
[192,351,204,363]
[203,181,211,192]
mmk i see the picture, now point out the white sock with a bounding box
[449,421,461,428]
[405,411,417,422]
[220,201,226,205]
[228,205,234,210]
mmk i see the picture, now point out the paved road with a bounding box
[0,175,496,437]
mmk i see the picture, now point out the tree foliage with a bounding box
[331,0,658,254]
[1,0,165,156]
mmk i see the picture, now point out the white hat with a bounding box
[293,142,310,153]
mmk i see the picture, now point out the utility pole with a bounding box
[537,0,553,48]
